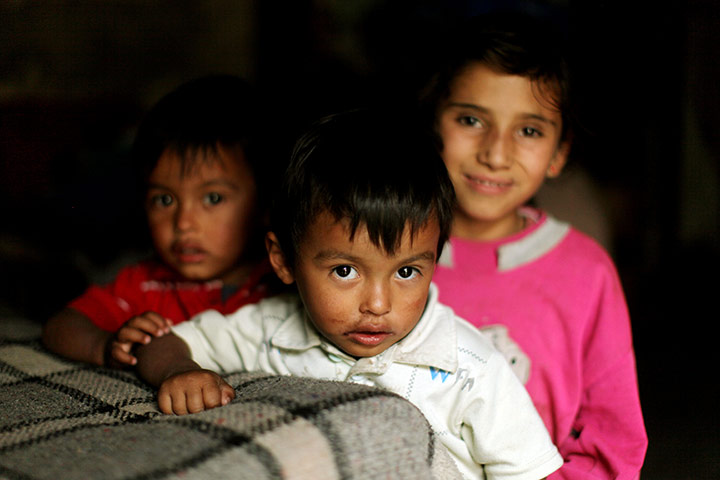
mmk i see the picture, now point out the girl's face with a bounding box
[145,145,259,285]
[436,62,569,241]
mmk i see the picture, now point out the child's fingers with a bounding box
[128,312,172,337]
[110,344,138,366]
[116,327,151,346]
[201,381,235,411]
[186,388,208,414]
[160,383,191,415]
[158,371,228,415]
[141,311,173,332]
[220,382,236,405]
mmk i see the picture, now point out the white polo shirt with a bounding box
[173,284,563,480]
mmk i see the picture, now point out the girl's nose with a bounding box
[359,280,392,316]
[477,130,513,169]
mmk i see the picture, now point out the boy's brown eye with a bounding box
[396,267,418,279]
[203,192,223,205]
[333,265,358,279]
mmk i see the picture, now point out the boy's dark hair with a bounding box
[419,11,574,144]
[272,109,456,268]
[132,74,268,202]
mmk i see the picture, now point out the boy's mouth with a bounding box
[172,244,208,263]
[346,331,392,346]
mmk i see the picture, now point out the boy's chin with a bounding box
[170,264,219,283]
[173,263,248,286]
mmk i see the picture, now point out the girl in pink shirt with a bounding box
[419,12,647,479]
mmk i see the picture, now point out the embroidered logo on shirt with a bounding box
[429,366,451,382]
[429,367,475,391]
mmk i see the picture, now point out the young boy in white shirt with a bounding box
[136,109,562,479]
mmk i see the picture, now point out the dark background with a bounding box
[1,1,718,478]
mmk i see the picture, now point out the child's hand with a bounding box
[158,369,235,415]
[105,312,172,368]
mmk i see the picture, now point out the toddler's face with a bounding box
[436,62,568,240]
[145,145,258,284]
[270,212,439,358]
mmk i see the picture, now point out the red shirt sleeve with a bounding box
[68,263,150,332]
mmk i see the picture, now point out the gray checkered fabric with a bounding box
[0,317,461,480]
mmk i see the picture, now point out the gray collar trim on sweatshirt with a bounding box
[438,215,570,272]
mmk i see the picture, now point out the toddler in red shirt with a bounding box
[42,75,280,368]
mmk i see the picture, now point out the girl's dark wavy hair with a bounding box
[271,108,456,268]
[418,11,575,145]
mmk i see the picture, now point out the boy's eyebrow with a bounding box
[314,250,436,264]
[147,179,240,190]
[446,102,558,127]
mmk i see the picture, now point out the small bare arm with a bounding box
[43,308,172,368]
[42,308,112,366]
[135,333,235,415]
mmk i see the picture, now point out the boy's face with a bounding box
[436,62,569,240]
[146,145,258,284]
[268,213,439,358]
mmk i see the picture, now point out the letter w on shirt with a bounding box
[429,367,475,391]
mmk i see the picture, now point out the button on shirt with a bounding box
[173,284,563,480]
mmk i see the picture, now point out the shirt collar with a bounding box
[438,212,570,272]
[270,284,458,375]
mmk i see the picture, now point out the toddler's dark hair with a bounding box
[419,11,574,144]
[272,108,456,268]
[132,74,268,203]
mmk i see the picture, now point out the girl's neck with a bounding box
[452,210,527,242]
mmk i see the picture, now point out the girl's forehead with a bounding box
[447,63,561,119]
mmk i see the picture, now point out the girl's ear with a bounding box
[265,232,295,285]
[547,141,570,178]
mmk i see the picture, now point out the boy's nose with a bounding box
[174,203,198,232]
[359,281,392,316]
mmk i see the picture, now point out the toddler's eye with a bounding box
[396,266,418,280]
[151,194,174,207]
[333,265,359,280]
[203,192,224,205]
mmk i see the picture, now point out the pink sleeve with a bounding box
[551,261,648,479]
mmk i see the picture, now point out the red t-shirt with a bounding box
[68,258,279,332]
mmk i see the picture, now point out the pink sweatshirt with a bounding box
[433,209,647,479]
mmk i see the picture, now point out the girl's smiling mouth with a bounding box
[464,173,513,194]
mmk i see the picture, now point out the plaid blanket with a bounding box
[0,316,461,480]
